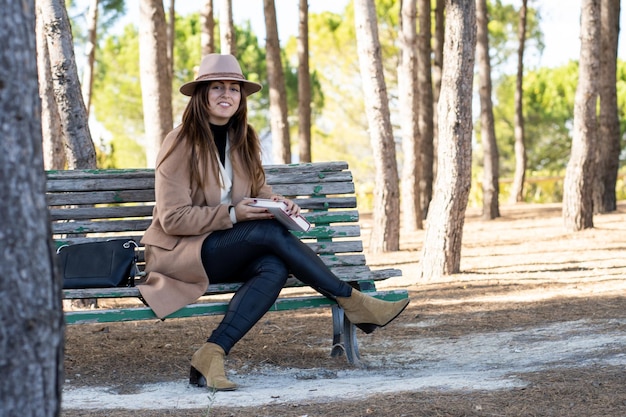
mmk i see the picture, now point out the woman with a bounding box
[138,54,409,391]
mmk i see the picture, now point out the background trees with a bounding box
[138,0,172,167]
[562,0,600,230]
[419,0,477,278]
[354,0,401,253]
[46,0,626,260]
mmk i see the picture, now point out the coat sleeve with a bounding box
[155,131,232,236]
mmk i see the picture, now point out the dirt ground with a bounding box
[61,202,626,417]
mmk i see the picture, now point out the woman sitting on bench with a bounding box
[137,54,409,391]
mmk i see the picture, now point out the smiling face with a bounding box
[207,80,242,125]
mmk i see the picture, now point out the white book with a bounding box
[250,199,311,232]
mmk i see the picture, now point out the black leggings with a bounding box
[201,220,353,354]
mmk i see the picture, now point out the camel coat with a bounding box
[138,127,273,318]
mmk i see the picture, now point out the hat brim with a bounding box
[179,78,262,97]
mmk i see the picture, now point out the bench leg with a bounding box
[330,305,362,367]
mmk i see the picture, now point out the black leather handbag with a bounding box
[57,239,138,289]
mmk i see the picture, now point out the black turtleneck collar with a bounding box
[210,123,228,166]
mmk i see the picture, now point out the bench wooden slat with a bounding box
[47,183,354,206]
[47,190,155,206]
[48,198,357,222]
[46,170,353,193]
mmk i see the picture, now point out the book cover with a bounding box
[250,199,311,232]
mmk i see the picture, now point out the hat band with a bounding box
[195,72,245,82]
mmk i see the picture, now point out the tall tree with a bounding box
[264,0,291,163]
[419,0,476,278]
[220,0,236,54]
[563,0,600,231]
[593,0,621,213]
[139,0,173,167]
[297,0,312,163]
[167,0,175,81]
[36,6,66,170]
[476,0,500,219]
[38,0,96,169]
[201,0,215,55]
[399,0,422,231]
[509,0,528,203]
[424,0,445,218]
[1,1,64,415]
[72,0,125,122]
[416,0,433,225]
[81,0,99,117]
[354,0,400,252]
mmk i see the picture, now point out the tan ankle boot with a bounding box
[336,290,409,332]
[189,342,237,391]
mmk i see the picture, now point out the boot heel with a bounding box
[355,322,378,334]
[189,366,207,387]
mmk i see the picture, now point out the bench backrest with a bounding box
[47,161,374,282]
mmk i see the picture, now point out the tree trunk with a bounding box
[593,0,620,213]
[423,0,445,219]
[297,0,312,163]
[81,0,98,117]
[167,0,175,82]
[201,0,215,55]
[38,0,96,169]
[219,0,236,55]
[419,0,476,279]
[399,0,422,231]
[354,0,400,253]
[509,0,528,203]
[563,0,599,231]
[416,0,433,226]
[264,0,291,164]
[1,2,65,416]
[476,0,500,220]
[36,7,66,170]
[139,0,173,168]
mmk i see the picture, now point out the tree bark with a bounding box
[354,0,400,253]
[219,0,236,55]
[139,0,173,168]
[167,0,175,82]
[38,0,96,169]
[201,0,215,55]
[264,0,291,164]
[509,0,528,203]
[593,0,620,213]
[399,0,422,231]
[563,0,599,231]
[297,0,312,163]
[419,0,476,279]
[81,0,98,117]
[423,0,445,218]
[476,0,500,220]
[36,7,66,170]
[416,0,433,226]
[1,1,65,416]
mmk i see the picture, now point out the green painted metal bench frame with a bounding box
[47,161,408,365]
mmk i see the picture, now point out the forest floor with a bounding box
[61,202,626,417]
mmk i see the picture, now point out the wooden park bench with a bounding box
[47,161,409,365]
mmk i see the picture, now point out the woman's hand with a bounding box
[271,195,300,216]
[232,198,272,222]
[232,196,301,222]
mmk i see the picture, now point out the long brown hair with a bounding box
[160,82,266,196]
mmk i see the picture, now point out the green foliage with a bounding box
[490,61,579,177]
[91,24,145,168]
[487,0,544,70]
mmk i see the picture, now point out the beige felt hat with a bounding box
[179,54,262,97]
